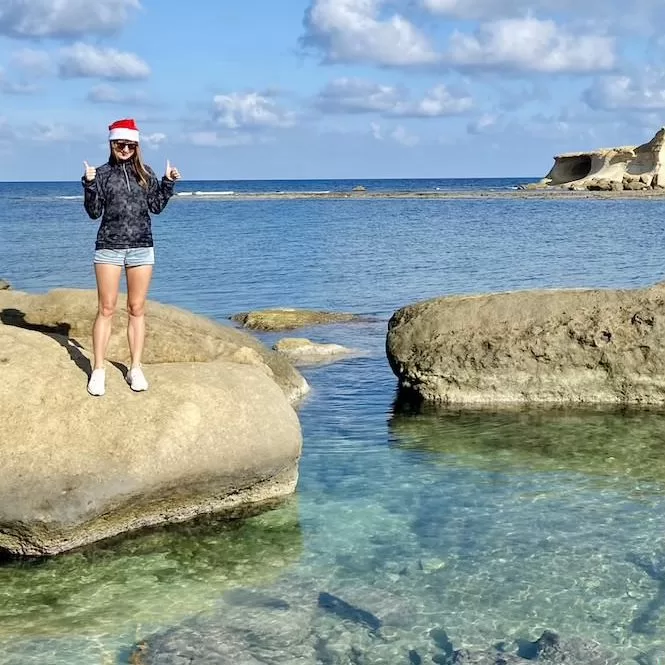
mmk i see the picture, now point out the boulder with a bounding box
[273,337,354,365]
[386,282,665,405]
[0,289,305,556]
[0,278,10,290]
[231,308,362,331]
[0,288,308,403]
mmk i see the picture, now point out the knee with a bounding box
[127,299,146,318]
[97,300,116,318]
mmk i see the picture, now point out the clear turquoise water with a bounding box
[2,179,665,663]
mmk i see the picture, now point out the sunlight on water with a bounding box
[3,181,665,663]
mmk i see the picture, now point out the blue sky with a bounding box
[1,0,665,180]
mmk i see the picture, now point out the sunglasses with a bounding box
[112,141,137,151]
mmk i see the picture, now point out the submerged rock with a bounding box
[232,307,362,331]
[273,337,354,365]
[0,288,305,556]
[386,281,665,405]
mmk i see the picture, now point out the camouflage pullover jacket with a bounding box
[82,160,175,250]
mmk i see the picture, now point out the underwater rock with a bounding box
[273,337,355,365]
[387,281,665,405]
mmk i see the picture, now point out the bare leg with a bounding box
[126,264,153,368]
[92,263,122,370]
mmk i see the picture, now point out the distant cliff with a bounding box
[525,127,665,192]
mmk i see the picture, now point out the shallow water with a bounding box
[2,179,665,663]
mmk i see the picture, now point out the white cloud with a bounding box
[30,122,70,142]
[584,70,665,110]
[142,132,166,149]
[59,43,150,80]
[370,121,383,140]
[86,83,151,105]
[0,0,141,39]
[315,78,403,113]
[398,83,473,116]
[212,92,296,130]
[314,78,472,117]
[446,17,616,73]
[467,113,499,134]
[188,131,254,147]
[391,125,419,146]
[302,0,438,66]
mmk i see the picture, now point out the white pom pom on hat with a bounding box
[108,118,139,143]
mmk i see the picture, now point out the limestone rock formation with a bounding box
[386,282,665,405]
[526,127,665,192]
[0,288,305,556]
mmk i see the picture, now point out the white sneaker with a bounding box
[127,366,149,392]
[87,369,106,396]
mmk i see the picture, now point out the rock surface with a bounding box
[0,278,10,290]
[527,126,665,192]
[386,282,665,405]
[231,308,362,331]
[0,289,305,556]
[273,337,354,365]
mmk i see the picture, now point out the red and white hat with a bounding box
[108,118,139,143]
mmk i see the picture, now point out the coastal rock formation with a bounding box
[273,337,354,365]
[526,127,665,192]
[0,278,10,290]
[386,282,665,405]
[0,288,305,556]
[232,308,363,331]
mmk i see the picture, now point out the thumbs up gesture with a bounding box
[165,159,180,181]
[83,161,96,182]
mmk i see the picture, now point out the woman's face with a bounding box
[111,140,137,161]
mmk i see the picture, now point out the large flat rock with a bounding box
[0,289,305,556]
[386,282,665,405]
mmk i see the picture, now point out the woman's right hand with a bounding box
[83,161,96,182]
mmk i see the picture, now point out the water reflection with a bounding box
[390,402,665,487]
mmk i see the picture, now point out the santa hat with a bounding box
[108,118,139,143]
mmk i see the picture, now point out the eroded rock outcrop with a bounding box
[525,127,665,192]
[231,308,363,331]
[0,288,306,556]
[386,282,665,405]
[273,337,355,365]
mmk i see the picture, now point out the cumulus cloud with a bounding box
[142,132,166,149]
[212,92,296,130]
[301,0,438,66]
[584,69,665,110]
[59,43,150,80]
[0,0,140,39]
[467,113,500,134]
[86,83,151,105]
[30,121,70,142]
[369,121,420,145]
[314,78,472,116]
[446,17,616,73]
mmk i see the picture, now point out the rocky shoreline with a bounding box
[174,188,665,201]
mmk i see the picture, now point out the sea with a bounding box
[2,177,665,664]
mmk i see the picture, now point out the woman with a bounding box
[82,118,180,396]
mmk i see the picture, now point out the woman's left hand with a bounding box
[165,159,181,181]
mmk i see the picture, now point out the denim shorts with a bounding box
[94,247,155,267]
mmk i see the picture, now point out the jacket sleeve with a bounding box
[82,175,104,219]
[147,167,175,214]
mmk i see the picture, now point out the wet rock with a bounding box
[232,308,362,331]
[387,281,665,405]
[0,279,10,290]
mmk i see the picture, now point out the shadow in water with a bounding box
[388,399,665,485]
[0,497,303,637]
[0,308,128,377]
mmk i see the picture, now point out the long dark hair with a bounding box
[109,142,151,189]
